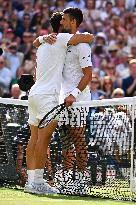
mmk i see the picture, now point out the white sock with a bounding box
[27,170,35,184]
[34,169,44,183]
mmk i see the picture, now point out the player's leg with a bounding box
[69,105,88,172]
[60,126,88,195]
[74,92,90,174]
[26,125,38,170]
[61,126,87,172]
[26,95,39,186]
[58,108,76,171]
[26,125,38,185]
[72,127,88,172]
[34,120,58,170]
[56,111,76,193]
[33,120,59,194]
[25,121,59,194]
[33,94,59,174]
[33,94,59,193]
[61,126,76,171]
[62,148,75,171]
[25,94,59,194]
[69,106,90,195]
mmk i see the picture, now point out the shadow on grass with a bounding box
[2,187,109,202]
[36,194,109,202]
[0,187,98,200]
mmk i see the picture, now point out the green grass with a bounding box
[87,179,136,201]
[0,187,136,205]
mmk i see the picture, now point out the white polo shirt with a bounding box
[62,43,92,95]
[29,33,73,97]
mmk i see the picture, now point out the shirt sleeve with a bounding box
[78,43,92,68]
[57,33,73,48]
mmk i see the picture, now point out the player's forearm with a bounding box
[33,34,57,48]
[77,67,92,92]
[33,38,41,48]
[69,33,94,45]
[70,67,92,99]
[33,35,48,48]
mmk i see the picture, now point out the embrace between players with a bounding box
[25,7,94,195]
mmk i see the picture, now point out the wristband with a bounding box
[70,88,81,98]
[39,36,45,44]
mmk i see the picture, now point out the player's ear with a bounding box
[72,19,76,26]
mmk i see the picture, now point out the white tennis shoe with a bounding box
[24,181,59,195]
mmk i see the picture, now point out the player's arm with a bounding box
[33,38,41,48]
[76,66,92,92]
[64,44,92,107]
[33,34,57,48]
[64,66,92,107]
[33,33,94,48]
[73,43,92,93]
[68,33,94,45]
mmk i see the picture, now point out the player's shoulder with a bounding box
[78,42,90,46]
[57,33,71,38]
[76,32,90,46]
[76,43,90,50]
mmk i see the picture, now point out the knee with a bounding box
[76,149,88,162]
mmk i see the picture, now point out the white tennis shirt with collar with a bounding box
[29,33,73,97]
[61,40,92,96]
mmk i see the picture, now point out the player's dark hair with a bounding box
[50,12,62,33]
[63,7,83,27]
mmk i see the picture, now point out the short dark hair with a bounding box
[50,12,62,33]
[63,7,83,27]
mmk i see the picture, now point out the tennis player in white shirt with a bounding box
[25,12,94,195]
[58,7,93,194]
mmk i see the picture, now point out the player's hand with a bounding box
[64,94,76,107]
[43,33,57,44]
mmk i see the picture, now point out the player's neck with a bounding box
[70,27,78,34]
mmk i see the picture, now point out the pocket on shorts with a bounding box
[37,94,59,120]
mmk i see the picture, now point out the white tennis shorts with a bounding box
[28,94,59,126]
[58,88,91,127]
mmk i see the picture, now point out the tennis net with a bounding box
[0,97,136,201]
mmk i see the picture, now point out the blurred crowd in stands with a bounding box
[0,0,136,100]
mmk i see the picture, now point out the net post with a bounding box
[130,97,136,192]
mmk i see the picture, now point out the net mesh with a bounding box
[0,97,136,201]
